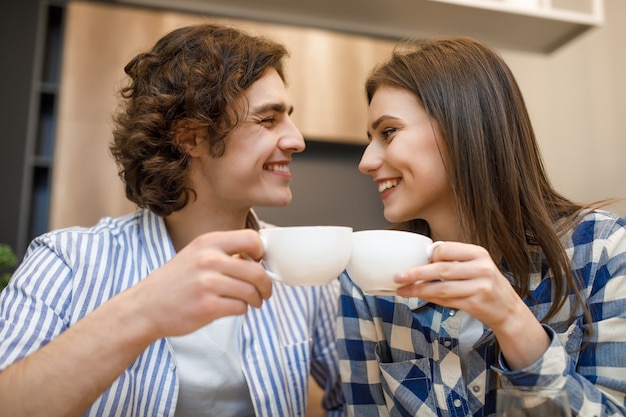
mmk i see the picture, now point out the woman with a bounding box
[0,24,343,417]
[337,36,626,417]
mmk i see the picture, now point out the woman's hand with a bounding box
[394,241,550,370]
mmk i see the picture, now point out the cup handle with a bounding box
[260,235,269,252]
[259,236,282,281]
[260,260,281,281]
[426,241,445,261]
[240,236,281,281]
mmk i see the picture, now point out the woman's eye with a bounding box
[381,128,396,141]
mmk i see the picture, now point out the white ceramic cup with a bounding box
[346,229,443,295]
[259,225,353,286]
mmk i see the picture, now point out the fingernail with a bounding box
[394,273,408,282]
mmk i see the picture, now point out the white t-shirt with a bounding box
[458,310,484,379]
[170,315,255,417]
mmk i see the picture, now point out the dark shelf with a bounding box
[41,4,64,84]
[39,81,59,94]
[17,1,66,254]
[1,0,67,257]
[35,91,57,158]
[28,166,52,239]
[32,156,54,168]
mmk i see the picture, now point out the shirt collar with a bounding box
[139,208,262,275]
[139,209,176,275]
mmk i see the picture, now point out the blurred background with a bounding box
[1,0,625,260]
[0,1,624,415]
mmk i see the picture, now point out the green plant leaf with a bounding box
[0,244,17,291]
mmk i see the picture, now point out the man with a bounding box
[0,23,343,417]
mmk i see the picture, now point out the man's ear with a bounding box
[173,120,206,156]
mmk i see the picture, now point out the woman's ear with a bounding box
[173,120,207,156]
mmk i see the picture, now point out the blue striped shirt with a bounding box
[337,210,626,417]
[0,209,344,417]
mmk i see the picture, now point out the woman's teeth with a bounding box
[264,164,289,172]
[378,179,399,193]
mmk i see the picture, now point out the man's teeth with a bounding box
[378,179,399,193]
[265,164,289,172]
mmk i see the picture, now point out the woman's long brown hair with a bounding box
[366,36,596,329]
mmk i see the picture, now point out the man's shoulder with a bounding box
[46,210,142,239]
[27,210,146,258]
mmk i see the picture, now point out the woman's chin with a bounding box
[382,209,402,224]
[383,208,413,224]
[260,194,293,208]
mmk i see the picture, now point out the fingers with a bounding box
[394,241,495,285]
[197,269,270,309]
[193,228,265,261]
[428,240,490,263]
[189,234,273,301]
[169,229,273,308]
[390,241,529,331]
[219,252,273,302]
[138,254,272,338]
[135,229,278,339]
[396,276,482,300]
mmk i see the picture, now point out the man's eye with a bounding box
[261,117,276,126]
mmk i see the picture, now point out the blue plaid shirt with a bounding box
[338,210,626,417]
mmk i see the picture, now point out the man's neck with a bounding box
[164,202,250,252]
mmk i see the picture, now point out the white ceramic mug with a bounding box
[259,225,353,286]
[346,229,442,295]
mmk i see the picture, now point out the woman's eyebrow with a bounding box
[370,115,400,131]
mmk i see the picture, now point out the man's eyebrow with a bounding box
[250,102,294,115]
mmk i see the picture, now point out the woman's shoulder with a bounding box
[564,209,626,255]
[572,209,625,238]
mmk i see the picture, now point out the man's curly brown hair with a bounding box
[110,23,289,216]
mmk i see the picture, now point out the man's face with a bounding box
[192,68,305,212]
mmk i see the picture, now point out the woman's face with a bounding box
[361,85,456,229]
[193,68,305,211]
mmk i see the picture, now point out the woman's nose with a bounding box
[358,142,382,175]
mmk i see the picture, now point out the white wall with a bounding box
[500,0,626,214]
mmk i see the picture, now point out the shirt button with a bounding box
[453,399,462,408]
[472,385,481,393]
[448,310,456,316]
[443,341,452,347]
